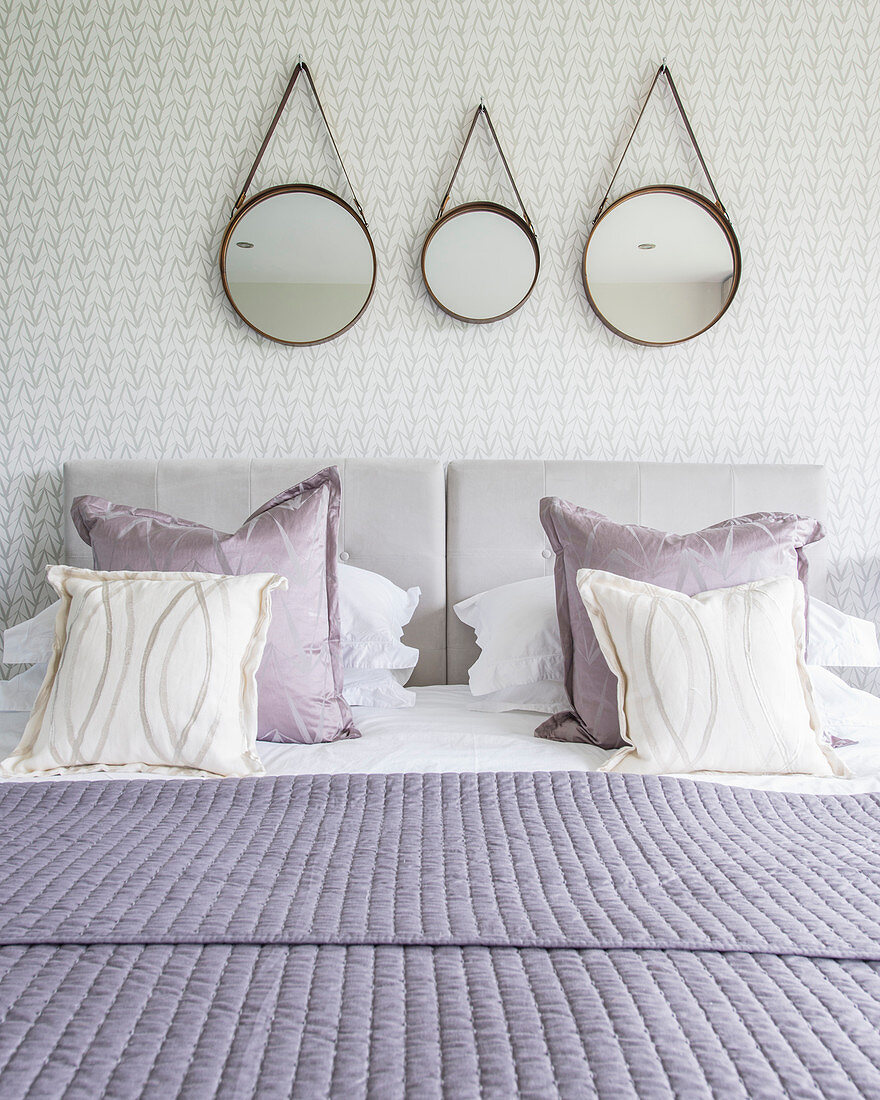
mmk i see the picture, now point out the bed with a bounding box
[1,458,880,1098]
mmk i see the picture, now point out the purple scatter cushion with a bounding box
[72,466,357,745]
[536,499,825,749]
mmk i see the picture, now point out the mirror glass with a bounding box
[422,203,539,323]
[221,185,376,345]
[583,187,740,345]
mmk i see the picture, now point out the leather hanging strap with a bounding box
[437,102,535,231]
[232,58,367,224]
[594,62,730,224]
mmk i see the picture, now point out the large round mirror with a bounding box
[421,202,540,323]
[220,184,376,345]
[583,186,741,346]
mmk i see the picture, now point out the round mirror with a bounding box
[421,202,539,323]
[220,184,376,346]
[583,186,741,346]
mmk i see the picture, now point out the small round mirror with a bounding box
[421,202,539,323]
[220,184,376,345]
[583,186,741,346]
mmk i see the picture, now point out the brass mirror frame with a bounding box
[582,185,741,347]
[220,183,377,347]
[421,200,540,324]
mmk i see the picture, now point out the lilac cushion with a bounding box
[72,466,357,745]
[537,500,825,749]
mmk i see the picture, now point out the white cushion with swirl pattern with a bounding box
[577,569,846,777]
[0,566,286,778]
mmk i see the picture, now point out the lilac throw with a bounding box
[72,466,356,744]
[0,772,879,1096]
[538,499,825,748]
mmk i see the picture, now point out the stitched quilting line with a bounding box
[15,940,118,1095]
[5,773,880,962]
[607,949,702,1097]
[771,954,869,1092]
[700,951,814,1096]
[645,778,805,945]
[758,792,880,937]
[540,952,602,1095]
[635,945,723,1096]
[471,945,524,1098]
[103,943,188,1097]
[500,773,585,940]
[688,780,875,951]
[679,780,845,950]
[220,774,318,937]
[582,777,703,943]
[172,937,240,1100]
[803,956,880,1085]
[234,946,289,1099]
[2,781,218,938]
[4,944,880,1097]
[443,774,489,939]
[617,777,750,944]
[475,773,545,941]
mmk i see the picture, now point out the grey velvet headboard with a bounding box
[445,461,826,684]
[63,458,826,686]
[63,459,446,686]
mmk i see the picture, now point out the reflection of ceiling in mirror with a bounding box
[226,192,373,284]
[587,192,734,284]
[424,210,537,319]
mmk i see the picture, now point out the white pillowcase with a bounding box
[808,598,880,666]
[2,600,56,665]
[453,573,880,715]
[454,577,563,696]
[342,668,417,708]
[338,563,419,672]
[1,566,284,778]
[468,680,569,714]
[2,562,421,712]
[577,569,845,777]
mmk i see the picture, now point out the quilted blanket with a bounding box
[0,772,879,1097]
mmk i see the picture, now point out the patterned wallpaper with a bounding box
[2,0,880,682]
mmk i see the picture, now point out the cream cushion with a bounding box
[576,569,846,777]
[0,566,286,778]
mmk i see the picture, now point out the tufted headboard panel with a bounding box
[63,458,447,686]
[446,461,827,684]
[62,458,826,686]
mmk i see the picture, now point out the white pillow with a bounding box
[453,575,880,715]
[809,598,880,666]
[468,680,569,713]
[807,665,880,743]
[337,562,420,671]
[2,600,57,665]
[453,577,563,695]
[343,668,416,708]
[1,566,284,778]
[0,663,48,712]
[577,569,846,777]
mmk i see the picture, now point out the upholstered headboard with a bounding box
[63,459,447,686]
[63,458,826,686]
[445,461,826,683]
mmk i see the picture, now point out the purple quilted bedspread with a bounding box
[1,772,879,1097]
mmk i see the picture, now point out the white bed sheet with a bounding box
[1,685,879,794]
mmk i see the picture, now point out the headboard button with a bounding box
[541,549,552,559]
[339,551,350,562]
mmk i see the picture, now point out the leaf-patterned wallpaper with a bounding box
[2,0,879,685]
